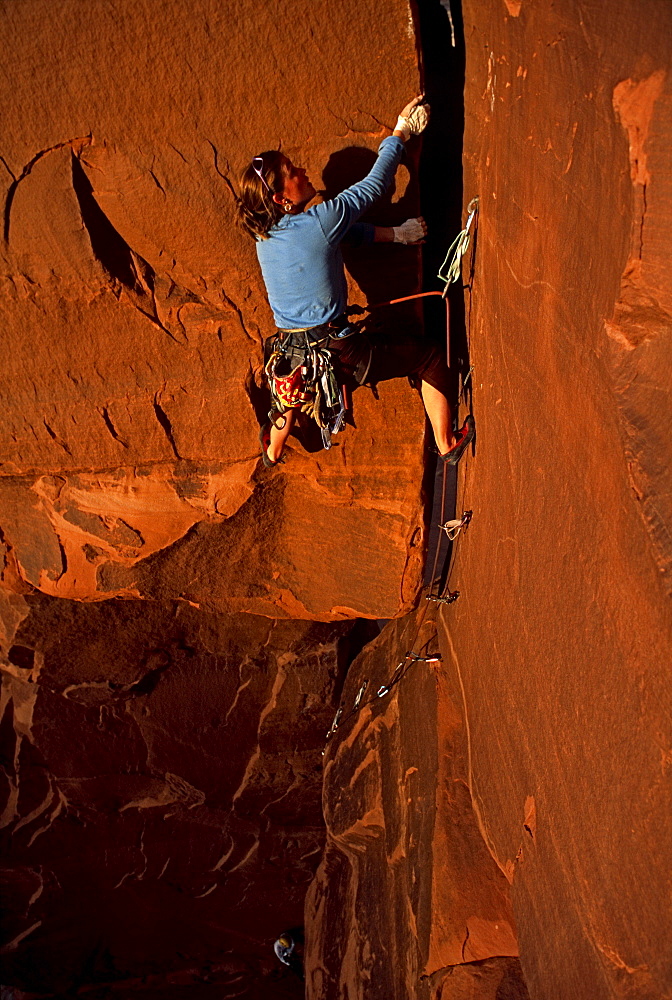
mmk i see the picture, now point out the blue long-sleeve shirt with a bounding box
[256,135,405,330]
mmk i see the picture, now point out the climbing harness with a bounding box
[264,200,481,449]
[264,325,351,448]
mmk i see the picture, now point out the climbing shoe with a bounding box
[441,414,475,466]
[258,424,285,469]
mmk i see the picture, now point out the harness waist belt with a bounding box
[277,314,351,343]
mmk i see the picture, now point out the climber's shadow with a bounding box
[320,146,423,327]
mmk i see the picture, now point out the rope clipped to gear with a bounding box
[323,650,441,750]
[438,197,480,292]
[439,509,473,541]
[375,652,441,698]
[426,591,460,605]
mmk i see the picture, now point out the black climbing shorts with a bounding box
[328,330,450,397]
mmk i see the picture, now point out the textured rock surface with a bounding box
[0,0,436,993]
[0,0,429,621]
[305,3,672,1000]
[4,1,672,998]
[305,613,528,1000]
[441,1,672,998]
[0,592,368,995]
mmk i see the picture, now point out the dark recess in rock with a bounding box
[71,153,140,291]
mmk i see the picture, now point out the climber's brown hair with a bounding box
[236,151,286,240]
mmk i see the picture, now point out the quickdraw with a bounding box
[322,651,442,750]
[439,509,473,541]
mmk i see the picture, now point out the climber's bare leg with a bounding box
[268,408,298,462]
[420,381,453,455]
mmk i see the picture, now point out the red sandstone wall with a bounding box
[1,596,364,995]
[0,0,428,622]
[306,2,672,999]
[444,0,672,1000]
[0,0,429,994]
[305,614,528,1000]
[447,1,672,997]
[4,1,671,998]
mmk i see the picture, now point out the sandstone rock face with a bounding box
[305,614,528,1000]
[0,591,364,995]
[442,1,672,997]
[0,0,429,622]
[305,3,672,999]
[4,1,672,998]
[0,2,431,991]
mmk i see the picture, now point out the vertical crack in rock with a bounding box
[461,924,471,962]
[54,542,68,584]
[206,138,236,199]
[152,396,181,459]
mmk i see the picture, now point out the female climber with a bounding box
[236,95,474,468]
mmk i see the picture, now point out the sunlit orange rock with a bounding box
[305,2,672,999]
[0,0,428,622]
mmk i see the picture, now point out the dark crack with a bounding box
[0,155,16,182]
[167,142,188,163]
[153,397,181,459]
[7,645,35,671]
[221,289,256,344]
[98,407,129,448]
[461,923,470,962]
[71,154,185,344]
[71,153,140,290]
[207,138,236,200]
[43,419,72,456]
[149,169,166,197]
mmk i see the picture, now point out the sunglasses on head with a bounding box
[252,156,271,192]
